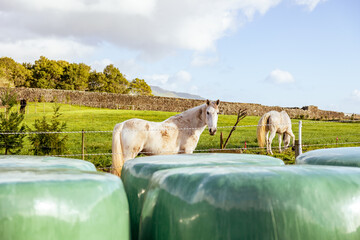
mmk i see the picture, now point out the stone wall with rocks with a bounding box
[1,87,356,120]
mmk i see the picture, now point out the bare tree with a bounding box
[220,109,247,149]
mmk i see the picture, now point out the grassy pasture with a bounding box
[3,102,360,170]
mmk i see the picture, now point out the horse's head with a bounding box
[283,133,291,149]
[205,99,220,135]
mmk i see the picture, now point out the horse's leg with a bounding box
[182,148,194,154]
[287,129,296,147]
[123,149,139,161]
[179,135,199,154]
[121,133,145,162]
[265,131,270,153]
[268,131,276,155]
[278,133,282,153]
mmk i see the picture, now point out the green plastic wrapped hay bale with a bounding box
[296,147,360,167]
[0,155,96,171]
[0,169,130,240]
[121,153,284,240]
[140,165,360,240]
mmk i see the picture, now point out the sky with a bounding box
[0,0,359,114]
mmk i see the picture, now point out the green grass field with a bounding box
[3,102,360,170]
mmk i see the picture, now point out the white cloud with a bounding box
[265,69,295,84]
[0,0,282,60]
[173,70,192,83]
[0,37,94,63]
[191,52,219,67]
[351,89,360,102]
[145,70,198,94]
[90,59,114,72]
[145,74,170,85]
[115,59,145,80]
[0,0,157,16]
[294,0,327,11]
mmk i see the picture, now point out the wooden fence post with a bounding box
[220,132,224,149]
[82,129,85,160]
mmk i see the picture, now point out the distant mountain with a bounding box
[150,85,205,100]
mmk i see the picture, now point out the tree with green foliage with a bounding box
[58,61,91,91]
[55,60,72,90]
[103,64,130,94]
[0,88,18,109]
[27,56,63,89]
[129,78,153,96]
[0,57,31,87]
[71,63,91,91]
[88,71,107,92]
[0,89,26,155]
[28,104,68,155]
[1,56,155,96]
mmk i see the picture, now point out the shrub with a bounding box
[28,104,68,155]
[0,89,26,154]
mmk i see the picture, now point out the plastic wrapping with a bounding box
[0,155,96,171]
[0,169,130,240]
[140,165,360,240]
[121,153,284,240]
[296,147,360,167]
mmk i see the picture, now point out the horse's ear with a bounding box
[216,99,220,106]
[206,99,210,106]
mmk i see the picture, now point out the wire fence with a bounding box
[1,119,360,171]
[0,102,360,170]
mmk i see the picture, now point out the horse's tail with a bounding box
[112,123,124,177]
[257,113,270,148]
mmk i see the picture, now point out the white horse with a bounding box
[111,100,220,176]
[257,110,295,155]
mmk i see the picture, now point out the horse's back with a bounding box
[122,118,176,133]
[267,111,281,123]
[119,119,151,146]
[268,111,290,122]
[266,111,292,132]
[280,111,291,124]
[121,118,179,154]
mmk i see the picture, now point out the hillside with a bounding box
[150,85,205,100]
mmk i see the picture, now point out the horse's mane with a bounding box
[166,104,206,127]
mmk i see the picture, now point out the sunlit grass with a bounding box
[3,102,359,169]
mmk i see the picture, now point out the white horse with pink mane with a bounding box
[257,110,295,155]
[111,100,220,176]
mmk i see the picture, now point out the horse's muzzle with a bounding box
[209,129,217,136]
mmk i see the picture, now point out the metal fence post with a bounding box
[82,129,85,160]
[295,121,303,158]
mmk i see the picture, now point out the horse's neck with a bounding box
[166,104,207,130]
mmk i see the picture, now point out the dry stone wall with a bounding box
[2,87,354,120]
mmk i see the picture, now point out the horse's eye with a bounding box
[207,111,209,115]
